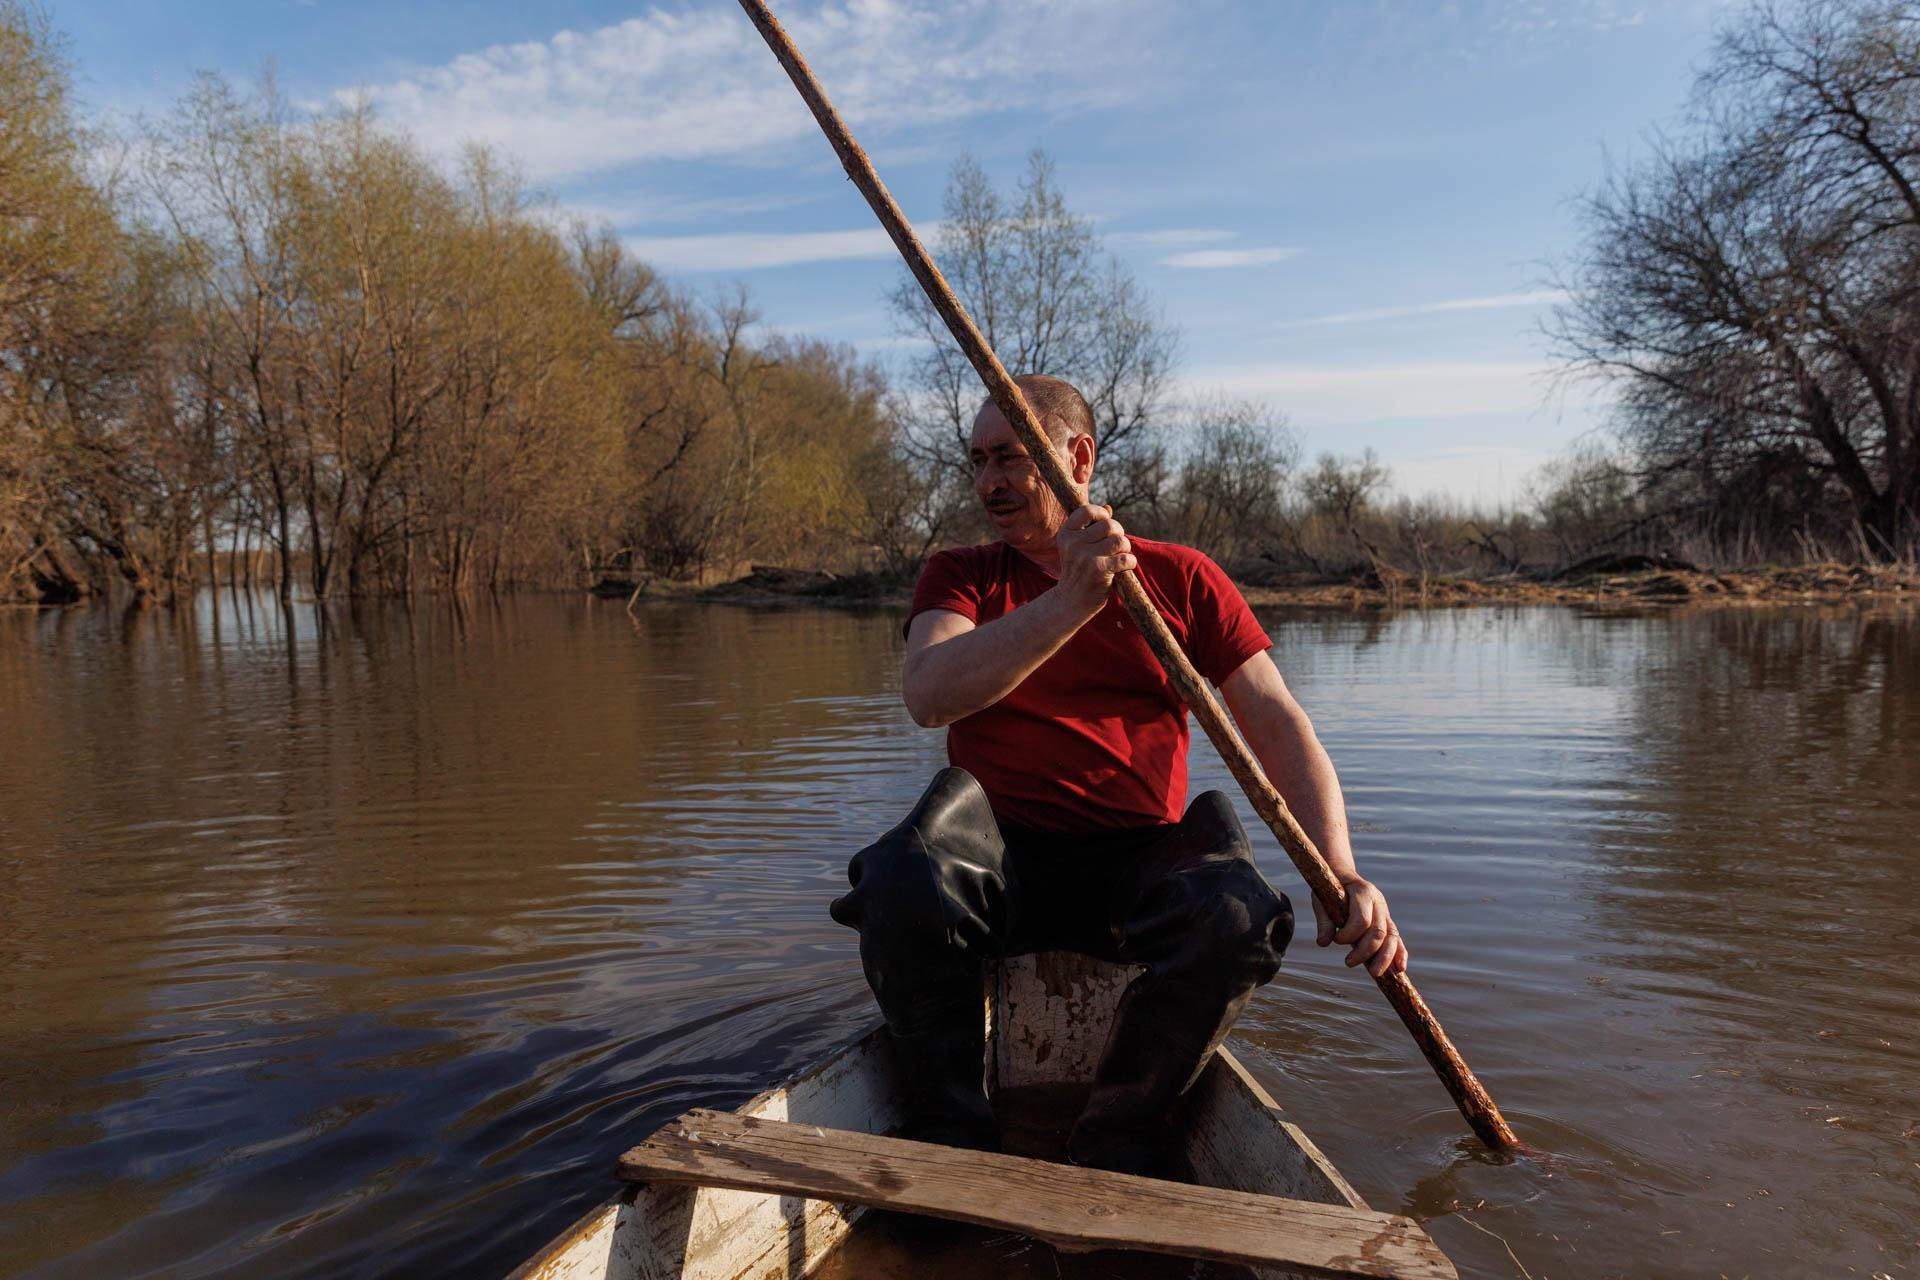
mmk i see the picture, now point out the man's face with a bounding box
[969,403,1069,552]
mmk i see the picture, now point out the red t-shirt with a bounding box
[908,537,1271,832]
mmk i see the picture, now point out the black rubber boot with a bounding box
[831,768,1007,1153]
[886,1020,998,1152]
[1066,793,1292,1180]
[1064,980,1218,1179]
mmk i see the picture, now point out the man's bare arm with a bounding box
[1219,650,1407,976]
[903,596,1097,727]
[902,504,1132,728]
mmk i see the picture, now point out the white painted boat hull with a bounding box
[509,954,1366,1280]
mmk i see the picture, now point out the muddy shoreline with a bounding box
[609,559,1920,611]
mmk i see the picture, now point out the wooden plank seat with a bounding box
[617,1109,1455,1280]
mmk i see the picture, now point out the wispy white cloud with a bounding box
[1488,0,1649,36]
[340,1,1181,183]
[1161,247,1301,269]
[618,215,1248,272]
[1109,228,1237,247]
[1383,444,1558,504]
[842,333,938,351]
[1362,0,1668,68]
[1290,289,1568,327]
[622,226,900,271]
[556,191,826,230]
[1183,359,1570,424]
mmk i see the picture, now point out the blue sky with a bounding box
[54,0,1728,503]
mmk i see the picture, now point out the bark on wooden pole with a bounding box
[734,0,1523,1154]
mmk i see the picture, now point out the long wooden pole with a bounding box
[735,0,1522,1153]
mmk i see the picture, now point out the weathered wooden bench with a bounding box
[618,1109,1455,1280]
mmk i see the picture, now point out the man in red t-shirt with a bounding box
[829,375,1402,1176]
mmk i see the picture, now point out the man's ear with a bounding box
[1070,432,1096,487]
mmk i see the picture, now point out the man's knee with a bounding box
[830,769,1006,953]
[1152,797,1293,988]
[1180,790,1249,859]
[830,826,949,941]
[1128,790,1297,990]
[1181,859,1293,988]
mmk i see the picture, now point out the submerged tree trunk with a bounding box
[29,542,89,605]
[275,491,293,603]
[203,508,219,593]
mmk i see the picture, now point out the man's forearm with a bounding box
[1229,677,1362,882]
[1224,653,1402,972]
[1252,720,1360,882]
[903,590,1096,727]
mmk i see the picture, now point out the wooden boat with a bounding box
[510,953,1455,1280]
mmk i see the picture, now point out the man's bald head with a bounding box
[980,374,1096,449]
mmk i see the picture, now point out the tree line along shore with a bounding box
[4,1,1917,611]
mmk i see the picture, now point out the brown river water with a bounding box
[1,594,1917,1279]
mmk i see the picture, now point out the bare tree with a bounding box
[1525,443,1647,565]
[887,151,1177,524]
[1556,0,1920,559]
[144,75,313,597]
[1297,449,1391,571]
[1165,399,1299,561]
[1,0,126,601]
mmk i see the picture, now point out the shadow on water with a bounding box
[3,596,1918,1278]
